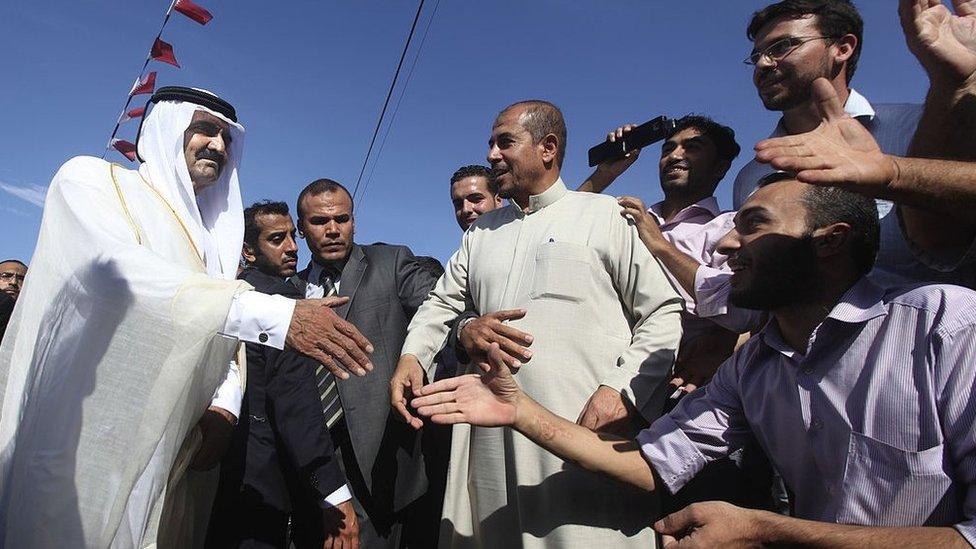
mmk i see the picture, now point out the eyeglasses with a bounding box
[0,272,25,283]
[743,36,836,65]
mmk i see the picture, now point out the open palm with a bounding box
[901,0,976,83]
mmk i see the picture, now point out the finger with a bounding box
[491,308,528,322]
[492,323,535,347]
[755,134,806,152]
[391,380,423,428]
[661,534,679,548]
[415,375,472,396]
[955,0,976,17]
[321,296,350,307]
[430,412,469,425]
[796,167,854,186]
[335,319,374,354]
[411,390,455,408]
[754,143,810,163]
[320,339,365,377]
[335,333,374,372]
[416,402,460,417]
[669,376,684,388]
[315,353,351,381]
[681,382,698,393]
[768,155,833,173]
[811,78,845,121]
[487,342,512,375]
[607,131,617,143]
[615,126,625,139]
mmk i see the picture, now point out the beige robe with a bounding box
[402,178,683,548]
[0,157,249,548]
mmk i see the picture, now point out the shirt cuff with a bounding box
[210,360,242,419]
[637,415,708,496]
[693,265,731,318]
[222,290,296,350]
[323,484,352,507]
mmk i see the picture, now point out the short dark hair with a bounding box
[758,172,879,275]
[747,0,863,84]
[0,259,27,269]
[669,115,741,164]
[243,200,290,247]
[296,178,353,225]
[500,100,567,167]
[450,165,498,194]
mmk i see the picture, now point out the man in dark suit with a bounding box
[206,200,351,548]
[291,179,440,548]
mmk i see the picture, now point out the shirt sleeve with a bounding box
[897,206,976,275]
[637,353,751,494]
[323,485,352,507]
[400,232,473,371]
[221,290,296,349]
[693,266,766,333]
[209,359,242,419]
[601,204,684,419]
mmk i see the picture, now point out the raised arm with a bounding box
[577,124,641,193]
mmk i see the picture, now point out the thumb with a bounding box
[487,342,512,376]
[654,507,696,536]
[408,361,425,391]
[811,78,845,122]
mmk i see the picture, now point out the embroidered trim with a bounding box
[109,163,144,245]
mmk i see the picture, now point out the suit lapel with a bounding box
[288,265,311,296]
[335,245,367,320]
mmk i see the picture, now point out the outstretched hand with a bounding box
[899,0,976,86]
[412,343,522,427]
[287,296,374,380]
[754,78,898,197]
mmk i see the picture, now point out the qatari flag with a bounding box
[111,139,138,161]
[151,38,180,68]
[118,106,146,124]
[129,71,156,97]
[173,0,213,25]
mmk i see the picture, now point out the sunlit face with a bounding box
[0,261,26,301]
[751,16,835,111]
[658,127,724,196]
[717,180,820,310]
[183,110,232,192]
[487,107,546,199]
[244,213,299,277]
[299,190,355,265]
[451,175,502,230]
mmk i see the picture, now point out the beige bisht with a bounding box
[402,179,683,548]
[0,99,249,547]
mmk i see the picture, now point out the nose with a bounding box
[462,200,477,214]
[209,133,226,154]
[325,220,340,236]
[283,234,298,254]
[755,53,776,71]
[716,227,741,257]
[487,144,502,165]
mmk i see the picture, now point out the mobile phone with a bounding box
[587,116,676,167]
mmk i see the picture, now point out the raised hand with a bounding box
[287,296,373,380]
[754,78,897,196]
[599,124,643,179]
[412,343,522,427]
[899,0,976,85]
[390,354,426,429]
[459,309,534,372]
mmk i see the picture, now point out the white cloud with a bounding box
[0,181,47,207]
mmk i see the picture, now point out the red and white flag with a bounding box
[151,38,180,68]
[111,139,138,161]
[118,106,146,124]
[173,0,213,25]
[129,72,157,97]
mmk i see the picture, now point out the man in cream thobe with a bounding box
[396,100,683,548]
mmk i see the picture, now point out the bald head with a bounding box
[499,100,567,168]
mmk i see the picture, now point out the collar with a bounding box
[518,178,568,214]
[772,88,876,137]
[758,276,887,358]
[649,196,722,225]
[307,256,346,284]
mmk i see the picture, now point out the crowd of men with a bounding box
[1,0,976,547]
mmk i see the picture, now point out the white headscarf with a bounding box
[136,97,246,280]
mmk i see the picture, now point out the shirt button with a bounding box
[258,332,268,343]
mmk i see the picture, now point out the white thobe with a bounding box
[401,178,683,548]
[0,157,250,548]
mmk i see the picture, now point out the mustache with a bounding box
[196,148,225,167]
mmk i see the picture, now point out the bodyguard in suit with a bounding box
[206,200,350,548]
[292,179,441,548]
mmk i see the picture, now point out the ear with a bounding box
[811,222,852,259]
[540,133,559,165]
[241,243,257,264]
[493,194,502,207]
[832,33,857,66]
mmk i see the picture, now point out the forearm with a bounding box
[577,167,617,194]
[756,511,970,548]
[886,156,976,252]
[911,78,976,161]
[513,395,657,491]
[646,238,702,297]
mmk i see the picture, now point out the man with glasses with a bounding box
[0,260,26,302]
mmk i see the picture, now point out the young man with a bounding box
[413,174,976,548]
[450,164,501,231]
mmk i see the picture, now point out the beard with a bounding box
[729,234,821,311]
[757,58,829,112]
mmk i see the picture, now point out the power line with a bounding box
[357,0,440,207]
[351,0,426,203]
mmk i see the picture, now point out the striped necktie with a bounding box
[315,271,344,428]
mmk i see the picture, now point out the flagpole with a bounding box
[102,0,177,158]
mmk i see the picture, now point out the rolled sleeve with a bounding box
[222,290,296,349]
[693,266,765,333]
[638,414,709,495]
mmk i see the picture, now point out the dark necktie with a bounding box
[315,268,344,428]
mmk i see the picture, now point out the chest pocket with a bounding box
[529,242,595,303]
[836,431,952,526]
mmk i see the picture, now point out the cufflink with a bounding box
[258,332,268,343]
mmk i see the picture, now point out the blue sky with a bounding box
[0,1,929,267]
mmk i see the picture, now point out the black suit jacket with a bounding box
[208,268,347,542]
[294,243,439,516]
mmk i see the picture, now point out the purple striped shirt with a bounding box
[639,277,976,543]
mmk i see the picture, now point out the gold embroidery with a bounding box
[109,163,144,245]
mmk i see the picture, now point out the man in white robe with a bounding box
[0,87,374,548]
[391,100,683,548]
